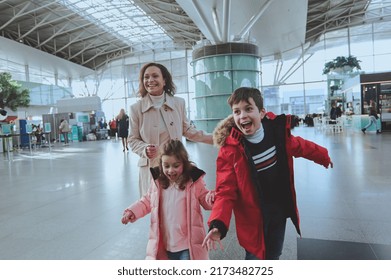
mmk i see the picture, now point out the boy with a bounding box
[202,87,333,260]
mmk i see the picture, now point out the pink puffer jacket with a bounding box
[126,166,213,260]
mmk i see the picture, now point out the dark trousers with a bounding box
[245,204,287,260]
[61,132,69,144]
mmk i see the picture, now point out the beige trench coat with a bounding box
[128,93,213,196]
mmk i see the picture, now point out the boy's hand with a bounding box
[121,209,135,224]
[326,160,333,168]
[202,228,224,251]
[324,160,333,169]
[206,190,215,205]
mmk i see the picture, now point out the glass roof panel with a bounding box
[62,0,172,45]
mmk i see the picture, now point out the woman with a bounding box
[116,108,129,151]
[128,62,213,197]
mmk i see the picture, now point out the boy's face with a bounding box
[232,97,265,136]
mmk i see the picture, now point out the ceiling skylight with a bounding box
[62,0,172,46]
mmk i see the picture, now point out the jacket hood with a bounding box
[212,115,237,148]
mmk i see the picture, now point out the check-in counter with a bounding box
[351,115,381,132]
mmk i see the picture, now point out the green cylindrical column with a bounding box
[191,43,261,133]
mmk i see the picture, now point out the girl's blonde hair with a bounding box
[158,139,192,190]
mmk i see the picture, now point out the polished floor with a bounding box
[0,125,390,260]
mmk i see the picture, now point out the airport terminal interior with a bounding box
[1,0,391,260]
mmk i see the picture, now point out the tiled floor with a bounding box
[0,125,390,260]
[297,238,391,260]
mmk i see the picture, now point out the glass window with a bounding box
[64,0,171,46]
[204,56,232,72]
[232,55,260,71]
[175,76,188,94]
[171,58,187,77]
[210,71,233,94]
[193,74,209,97]
[351,36,373,56]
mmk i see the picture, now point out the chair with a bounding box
[325,117,343,134]
[334,118,343,133]
[313,117,323,132]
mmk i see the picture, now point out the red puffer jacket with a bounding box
[208,113,331,259]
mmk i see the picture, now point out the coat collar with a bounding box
[141,92,175,113]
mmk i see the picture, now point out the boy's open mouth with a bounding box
[241,121,252,130]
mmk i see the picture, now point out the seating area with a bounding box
[313,116,345,134]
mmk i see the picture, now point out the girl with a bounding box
[121,139,214,260]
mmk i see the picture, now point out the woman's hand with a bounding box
[146,144,158,159]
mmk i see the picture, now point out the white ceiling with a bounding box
[1,0,391,77]
[177,0,308,60]
[0,36,95,79]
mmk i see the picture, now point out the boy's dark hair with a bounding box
[138,62,176,97]
[158,139,192,190]
[227,87,264,111]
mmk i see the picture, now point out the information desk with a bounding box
[351,115,381,132]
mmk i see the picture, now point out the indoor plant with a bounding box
[0,72,30,111]
[322,55,361,75]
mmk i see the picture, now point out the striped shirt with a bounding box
[245,122,284,204]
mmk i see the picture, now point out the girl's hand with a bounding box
[146,144,158,159]
[206,190,215,205]
[121,209,135,224]
[202,228,224,251]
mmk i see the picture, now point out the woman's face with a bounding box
[143,66,166,96]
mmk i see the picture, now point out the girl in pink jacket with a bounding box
[121,139,215,260]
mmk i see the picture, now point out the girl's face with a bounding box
[161,154,184,183]
[143,66,166,96]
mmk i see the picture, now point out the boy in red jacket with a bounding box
[202,87,333,260]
